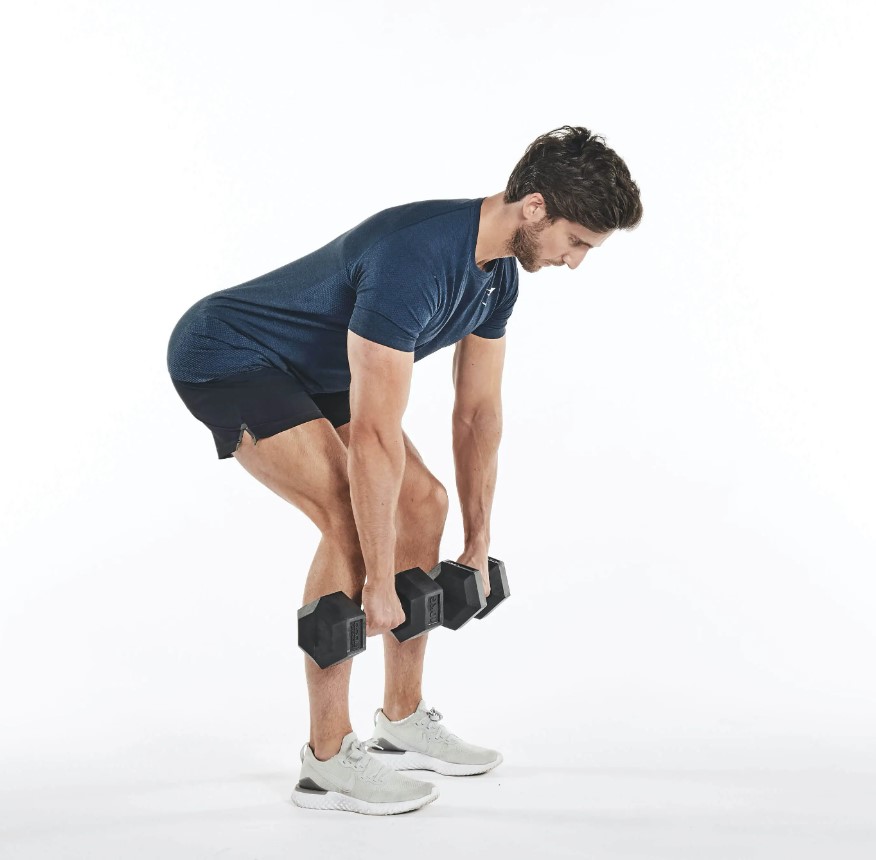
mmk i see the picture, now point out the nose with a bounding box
[563,248,589,270]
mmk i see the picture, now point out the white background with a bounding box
[2,1,875,857]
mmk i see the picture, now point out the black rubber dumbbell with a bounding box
[298,567,444,669]
[391,565,445,642]
[428,556,510,630]
[297,590,365,670]
[427,560,485,630]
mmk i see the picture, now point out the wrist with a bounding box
[463,536,489,554]
[365,573,396,587]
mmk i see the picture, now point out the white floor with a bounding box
[3,741,875,860]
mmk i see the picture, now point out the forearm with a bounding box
[452,412,501,552]
[347,431,405,584]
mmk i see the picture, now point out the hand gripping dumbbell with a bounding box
[297,566,444,669]
[427,556,510,630]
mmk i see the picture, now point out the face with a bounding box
[505,201,613,273]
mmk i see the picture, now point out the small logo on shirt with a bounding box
[482,286,496,306]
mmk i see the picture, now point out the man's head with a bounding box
[503,125,642,273]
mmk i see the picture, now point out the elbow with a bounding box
[348,419,405,449]
[452,406,503,429]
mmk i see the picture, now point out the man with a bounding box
[166,125,642,815]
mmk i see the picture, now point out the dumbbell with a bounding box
[298,566,444,669]
[428,556,510,630]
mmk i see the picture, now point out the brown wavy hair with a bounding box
[505,125,643,233]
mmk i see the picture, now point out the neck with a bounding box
[474,192,514,270]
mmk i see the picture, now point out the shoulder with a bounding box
[346,198,478,263]
[372,197,476,233]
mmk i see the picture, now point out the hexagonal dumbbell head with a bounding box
[298,591,366,669]
[474,557,510,619]
[428,560,486,630]
[392,567,444,642]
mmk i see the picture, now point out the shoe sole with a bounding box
[369,750,503,776]
[291,784,439,815]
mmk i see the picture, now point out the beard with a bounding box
[505,217,551,273]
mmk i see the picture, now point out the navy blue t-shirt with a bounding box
[166,197,519,392]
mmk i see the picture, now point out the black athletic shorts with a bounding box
[170,367,351,459]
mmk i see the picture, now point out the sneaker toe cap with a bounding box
[446,742,501,766]
[473,746,502,765]
[398,775,438,800]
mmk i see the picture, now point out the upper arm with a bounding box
[348,237,439,352]
[452,332,506,421]
[348,329,414,440]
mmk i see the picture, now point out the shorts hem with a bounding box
[215,411,326,459]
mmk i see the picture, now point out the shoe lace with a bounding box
[419,706,457,744]
[341,738,390,782]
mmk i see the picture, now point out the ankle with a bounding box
[309,734,348,762]
[382,700,420,722]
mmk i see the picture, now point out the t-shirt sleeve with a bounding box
[347,236,441,352]
[471,267,519,339]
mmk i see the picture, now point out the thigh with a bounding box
[232,418,357,539]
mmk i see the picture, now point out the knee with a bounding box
[398,480,449,536]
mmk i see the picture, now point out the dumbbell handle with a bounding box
[474,557,509,619]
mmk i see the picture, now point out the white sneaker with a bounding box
[291,731,439,815]
[364,699,503,776]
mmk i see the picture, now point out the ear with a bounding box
[522,192,547,223]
